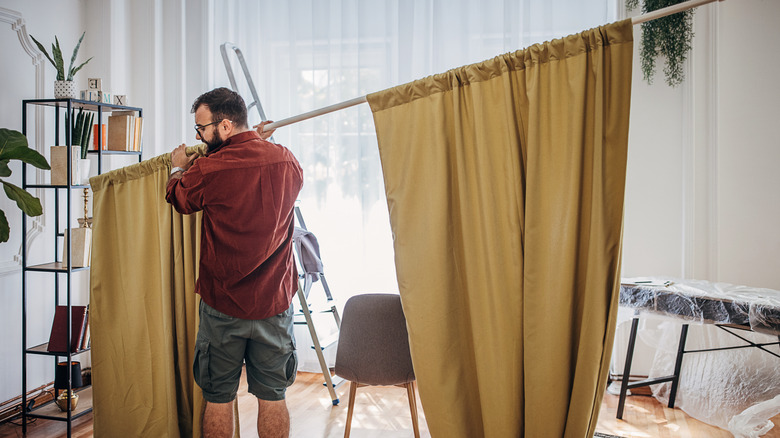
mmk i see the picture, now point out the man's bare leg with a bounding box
[257,398,290,438]
[203,400,235,438]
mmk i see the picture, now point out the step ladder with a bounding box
[222,43,344,405]
[220,43,270,123]
[292,205,344,406]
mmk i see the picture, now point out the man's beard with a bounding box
[205,129,225,153]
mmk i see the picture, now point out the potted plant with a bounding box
[29,32,93,99]
[0,128,50,243]
[65,108,94,184]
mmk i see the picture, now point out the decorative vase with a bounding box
[54,80,77,99]
[55,390,80,412]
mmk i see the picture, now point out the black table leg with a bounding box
[617,316,640,419]
[668,323,689,408]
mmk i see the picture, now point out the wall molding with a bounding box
[682,41,695,279]
[706,3,719,280]
[0,7,47,276]
[681,2,719,281]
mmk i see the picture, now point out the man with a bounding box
[166,87,303,438]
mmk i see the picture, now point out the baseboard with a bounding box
[0,384,54,424]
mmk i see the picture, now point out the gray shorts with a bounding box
[194,300,297,403]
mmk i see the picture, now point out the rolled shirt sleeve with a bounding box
[166,162,208,215]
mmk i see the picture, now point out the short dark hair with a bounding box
[191,87,248,129]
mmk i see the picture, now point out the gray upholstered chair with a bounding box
[335,293,420,438]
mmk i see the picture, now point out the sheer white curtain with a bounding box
[209,0,616,302]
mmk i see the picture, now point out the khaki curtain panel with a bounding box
[89,147,213,437]
[366,19,633,437]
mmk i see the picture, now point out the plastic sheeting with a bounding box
[620,278,780,335]
[619,278,780,437]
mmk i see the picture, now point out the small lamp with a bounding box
[54,361,82,411]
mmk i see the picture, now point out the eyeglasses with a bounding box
[194,119,232,136]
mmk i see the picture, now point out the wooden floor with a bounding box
[2,371,779,437]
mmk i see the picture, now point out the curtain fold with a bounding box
[367,19,633,437]
[89,147,206,437]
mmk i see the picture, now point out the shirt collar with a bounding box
[207,130,261,155]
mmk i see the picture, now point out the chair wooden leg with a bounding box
[344,381,358,438]
[406,381,421,438]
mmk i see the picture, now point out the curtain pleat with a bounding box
[367,20,633,437]
[89,147,206,437]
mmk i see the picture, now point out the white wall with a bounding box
[621,0,780,291]
[716,0,780,289]
[82,0,212,161]
[0,0,88,405]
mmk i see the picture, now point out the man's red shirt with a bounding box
[166,131,303,319]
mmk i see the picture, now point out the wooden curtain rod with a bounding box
[262,0,722,132]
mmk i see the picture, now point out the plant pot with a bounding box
[78,159,91,185]
[54,80,77,99]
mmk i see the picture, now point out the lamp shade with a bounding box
[54,361,83,390]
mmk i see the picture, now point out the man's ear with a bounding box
[222,120,234,136]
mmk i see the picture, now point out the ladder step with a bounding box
[323,375,346,388]
[311,332,339,350]
[295,308,336,316]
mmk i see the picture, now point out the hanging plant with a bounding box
[627,0,695,87]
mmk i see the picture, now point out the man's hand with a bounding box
[171,143,198,171]
[253,120,276,141]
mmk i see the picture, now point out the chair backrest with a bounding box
[335,293,415,386]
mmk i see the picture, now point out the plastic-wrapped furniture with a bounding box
[616,277,780,436]
[335,294,420,438]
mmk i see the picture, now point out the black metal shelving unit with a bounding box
[20,98,143,436]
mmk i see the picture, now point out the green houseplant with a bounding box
[0,128,50,243]
[29,32,93,98]
[627,0,695,87]
[66,108,94,159]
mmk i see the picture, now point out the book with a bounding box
[49,146,81,185]
[62,227,92,268]
[111,110,135,117]
[79,308,90,351]
[107,115,135,151]
[47,305,88,353]
[93,123,107,150]
[132,117,144,151]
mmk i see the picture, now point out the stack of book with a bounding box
[107,110,143,151]
[47,305,90,353]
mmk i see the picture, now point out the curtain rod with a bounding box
[263,0,721,132]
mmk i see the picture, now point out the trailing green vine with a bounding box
[627,0,695,87]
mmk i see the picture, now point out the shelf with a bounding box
[23,98,141,113]
[27,386,93,421]
[87,150,142,155]
[26,343,90,356]
[25,184,90,189]
[21,97,141,436]
[24,262,90,273]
